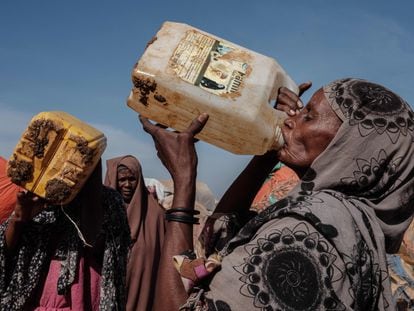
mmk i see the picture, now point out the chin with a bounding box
[277,148,289,164]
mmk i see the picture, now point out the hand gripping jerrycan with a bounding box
[7,111,107,205]
[127,21,298,155]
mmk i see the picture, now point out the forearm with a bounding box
[214,151,279,215]
[4,216,26,256]
[153,222,193,311]
[140,112,208,310]
[153,177,196,311]
[5,191,46,256]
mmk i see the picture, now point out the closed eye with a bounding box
[304,115,312,121]
[302,107,313,121]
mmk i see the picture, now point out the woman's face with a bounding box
[278,89,342,175]
[117,167,138,203]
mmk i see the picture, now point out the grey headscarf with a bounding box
[218,78,414,310]
[320,78,414,253]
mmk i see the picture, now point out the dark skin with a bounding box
[5,191,47,255]
[278,87,342,177]
[140,114,207,310]
[117,168,138,204]
[140,82,342,310]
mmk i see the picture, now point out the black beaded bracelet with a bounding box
[165,213,199,224]
[165,207,200,215]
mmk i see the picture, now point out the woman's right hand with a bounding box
[139,113,209,184]
[4,191,45,255]
[277,82,312,116]
[13,191,46,223]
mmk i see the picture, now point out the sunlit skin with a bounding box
[278,88,342,177]
[117,168,138,204]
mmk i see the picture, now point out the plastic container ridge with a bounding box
[7,111,107,205]
[127,21,298,155]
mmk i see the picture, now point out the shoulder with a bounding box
[101,186,128,223]
[102,186,124,206]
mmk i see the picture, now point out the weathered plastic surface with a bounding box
[7,111,107,204]
[127,21,298,155]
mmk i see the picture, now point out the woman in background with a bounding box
[104,155,166,311]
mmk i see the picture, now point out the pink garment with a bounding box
[30,251,101,311]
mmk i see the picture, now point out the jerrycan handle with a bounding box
[268,70,299,125]
[269,71,299,101]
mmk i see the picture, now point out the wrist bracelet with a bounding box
[165,207,200,215]
[165,213,199,224]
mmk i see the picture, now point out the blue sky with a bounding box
[1,1,413,198]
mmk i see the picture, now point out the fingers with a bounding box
[140,113,209,137]
[186,113,209,135]
[17,190,34,202]
[15,191,47,220]
[139,115,157,134]
[277,82,312,116]
[277,88,302,116]
[155,123,168,129]
[298,81,312,97]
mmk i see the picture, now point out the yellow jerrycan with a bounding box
[7,111,107,205]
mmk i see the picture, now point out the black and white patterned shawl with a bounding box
[200,79,414,311]
[0,186,131,310]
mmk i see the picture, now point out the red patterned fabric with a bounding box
[251,164,299,211]
[0,157,21,223]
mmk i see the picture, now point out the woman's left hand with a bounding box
[139,113,209,184]
[277,82,312,116]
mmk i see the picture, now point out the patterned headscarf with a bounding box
[219,79,414,310]
[320,78,414,252]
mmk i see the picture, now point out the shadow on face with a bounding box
[117,165,138,204]
[278,89,342,177]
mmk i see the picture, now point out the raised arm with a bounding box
[214,82,312,216]
[5,191,46,256]
[213,151,279,216]
[140,113,209,310]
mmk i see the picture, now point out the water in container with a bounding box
[127,21,298,155]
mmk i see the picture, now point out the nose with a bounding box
[284,116,295,129]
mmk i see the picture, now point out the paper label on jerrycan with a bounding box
[169,30,250,97]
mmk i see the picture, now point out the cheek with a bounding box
[302,131,336,160]
[283,129,333,167]
[118,181,127,190]
[279,143,309,167]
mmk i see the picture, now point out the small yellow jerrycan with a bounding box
[7,111,107,205]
